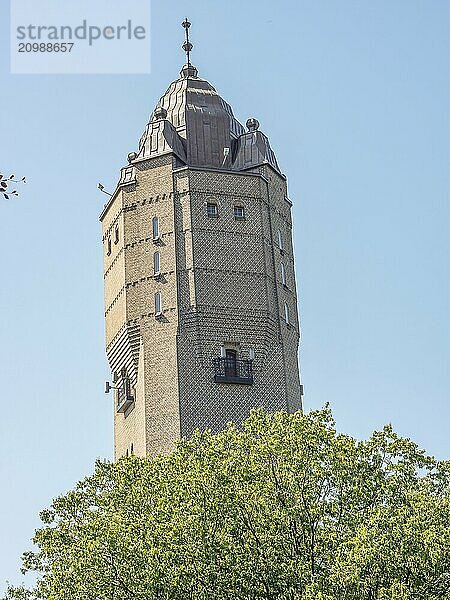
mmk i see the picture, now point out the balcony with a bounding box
[213,357,254,385]
[116,378,134,413]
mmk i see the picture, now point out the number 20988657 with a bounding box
[18,42,74,52]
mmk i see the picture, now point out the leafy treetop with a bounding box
[4,408,450,600]
[0,174,26,199]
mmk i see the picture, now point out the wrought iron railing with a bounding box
[213,357,254,385]
[116,378,134,413]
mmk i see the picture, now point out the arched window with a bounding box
[207,201,218,217]
[152,216,159,240]
[153,251,160,275]
[155,291,162,316]
[233,204,245,220]
[281,262,286,286]
[107,237,111,256]
[224,349,237,377]
[131,443,134,455]
[114,226,119,244]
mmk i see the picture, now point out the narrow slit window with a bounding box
[152,216,159,240]
[277,229,283,251]
[284,302,290,324]
[207,202,218,217]
[153,251,160,275]
[281,262,286,286]
[114,226,119,244]
[155,291,162,316]
[107,237,111,256]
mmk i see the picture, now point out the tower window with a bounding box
[207,202,218,217]
[277,229,284,252]
[281,262,286,286]
[107,237,111,256]
[213,347,253,385]
[155,291,162,317]
[284,302,290,325]
[224,349,237,377]
[152,216,160,241]
[116,368,134,413]
[234,205,245,220]
[114,226,119,244]
[153,251,161,275]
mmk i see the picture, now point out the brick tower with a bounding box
[100,20,303,459]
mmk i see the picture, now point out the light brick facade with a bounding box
[100,62,303,459]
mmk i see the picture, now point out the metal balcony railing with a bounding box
[116,378,134,413]
[213,357,254,385]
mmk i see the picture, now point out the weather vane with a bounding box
[181,18,193,66]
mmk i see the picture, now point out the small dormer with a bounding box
[232,118,281,173]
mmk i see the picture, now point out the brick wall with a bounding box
[101,155,302,458]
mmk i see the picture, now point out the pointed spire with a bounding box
[180,18,198,78]
[181,18,192,65]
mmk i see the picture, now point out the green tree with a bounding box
[4,408,450,599]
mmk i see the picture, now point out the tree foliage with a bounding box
[0,173,26,199]
[4,408,450,599]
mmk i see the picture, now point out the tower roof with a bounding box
[134,21,280,174]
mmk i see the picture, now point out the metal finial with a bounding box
[246,118,260,132]
[181,18,192,66]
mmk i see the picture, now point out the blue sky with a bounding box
[0,0,449,591]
